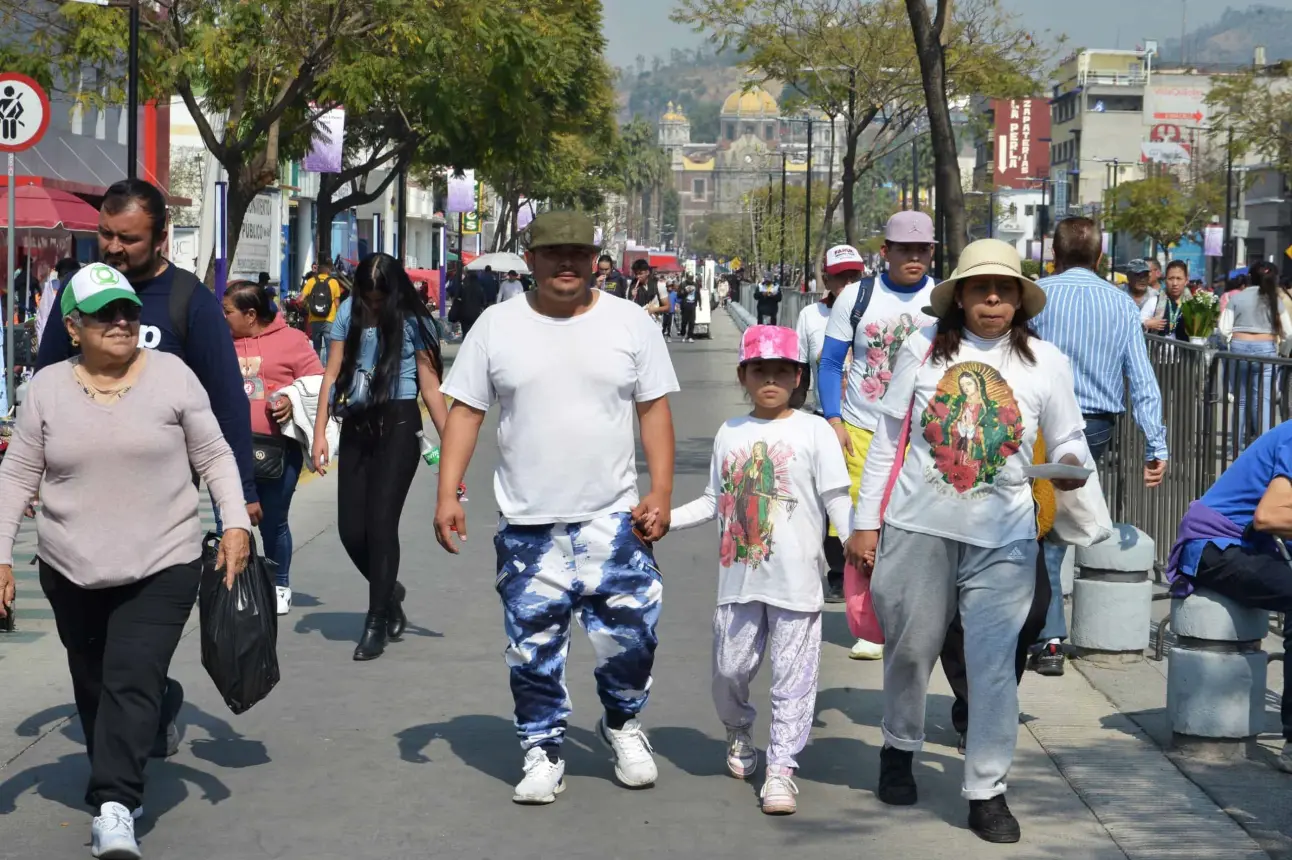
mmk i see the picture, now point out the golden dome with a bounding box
[721,86,778,117]
[661,101,687,123]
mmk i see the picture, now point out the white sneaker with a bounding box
[91,802,140,859]
[1276,742,1292,774]
[760,765,799,815]
[849,638,884,660]
[275,586,292,616]
[597,716,658,787]
[725,727,758,779]
[512,747,566,804]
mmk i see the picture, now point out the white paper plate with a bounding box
[1023,463,1093,481]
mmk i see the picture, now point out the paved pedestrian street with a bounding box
[0,315,1270,860]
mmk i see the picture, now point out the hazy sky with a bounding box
[602,0,1292,65]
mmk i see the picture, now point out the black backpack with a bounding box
[306,276,335,317]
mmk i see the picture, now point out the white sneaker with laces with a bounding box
[275,586,292,616]
[849,638,883,660]
[513,747,566,804]
[597,716,658,787]
[1277,742,1292,774]
[760,765,799,815]
[91,801,141,859]
[725,727,758,779]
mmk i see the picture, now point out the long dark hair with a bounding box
[224,279,276,325]
[931,281,1037,366]
[335,253,443,430]
[1251,261,1283,339]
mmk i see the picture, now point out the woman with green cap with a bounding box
[0,262,251,860]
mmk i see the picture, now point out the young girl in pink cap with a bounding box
[665,324,852,814]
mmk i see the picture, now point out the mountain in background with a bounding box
[1162,4,1292,64]
[615,45,767,139]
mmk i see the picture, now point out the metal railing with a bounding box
[1103,334,1292,572]
[736,285,815,327]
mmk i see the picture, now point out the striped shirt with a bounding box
[1032,267,1169,461]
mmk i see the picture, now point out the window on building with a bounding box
[1088,94,1142,113]
[765,125,774,141]
[726,123,735,141]
[744,124,755,137]
[693,178,706,200]
[1025,205,1035,216]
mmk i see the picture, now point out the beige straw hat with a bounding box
[928,238,1046,320]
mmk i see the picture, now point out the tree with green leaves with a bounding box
[1206,66,1292,178]
[1103,169,1224,259]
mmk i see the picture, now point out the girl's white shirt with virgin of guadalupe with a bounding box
[671,410,852,612]
[854,327,1088,549]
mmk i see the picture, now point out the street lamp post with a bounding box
[803,117,813,289]
[1223,126,1234,275]
[912,136,920,212]
[126,0,139,179]
[779,151,787,288]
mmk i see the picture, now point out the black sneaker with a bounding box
[824,577,845,604]
[969,795,1021,843]
[957,733,966,756]
[877,745,917,806]
[1032,642,1065,677]
[150,678,183,758]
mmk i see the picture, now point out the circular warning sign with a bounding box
[0,72,50,153]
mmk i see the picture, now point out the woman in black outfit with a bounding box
[313,254,449,661]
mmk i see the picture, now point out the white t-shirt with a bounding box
[858,328,1088,548]
[440,292,679,524]
[795,301,832,368]
[824,275,937,430]
[671,411,851,612]
[499,279,525,302]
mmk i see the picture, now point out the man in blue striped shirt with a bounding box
[1027,217,1169,675]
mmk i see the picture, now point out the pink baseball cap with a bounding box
[824,244,866,275]
[884,210,936,244]
[739,325,804,365]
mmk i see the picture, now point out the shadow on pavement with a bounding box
[294,611,444,642]
[288,590,324,608]
[183,704,271,770]
[649,726,728,777]
[14,703,77,738]
[394,714,617,787]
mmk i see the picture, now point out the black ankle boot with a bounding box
[969,795,1021,843]
[354,613,388,661]
[387,583,407,641]
[877,745,918,806]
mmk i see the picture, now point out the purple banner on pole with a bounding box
[447,170,476,214]
[303,107,346,174]
[1203,225,1223,257]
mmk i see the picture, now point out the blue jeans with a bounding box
[256,444,304,588]
[1082,415,1117,464]
[494,512,662,749]
[310,321,332,365]
[1229,340,1277,450]
[1038,540,1069,641]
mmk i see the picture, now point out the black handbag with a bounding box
[251,433,289,481]
[329,367,372,419]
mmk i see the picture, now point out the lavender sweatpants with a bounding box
[712,601,822,769]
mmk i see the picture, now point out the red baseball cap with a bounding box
[824,244,866,275]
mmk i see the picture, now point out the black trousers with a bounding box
[1194,542,1292,740]
[678,305,696,338]
[756,304,778,325]
[41,558,200,810]
[661,312,674,337]
[337,399,421,618]
[824,535,845,585]
[941,538,1052,734]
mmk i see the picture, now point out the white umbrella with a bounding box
[466,252,529,275]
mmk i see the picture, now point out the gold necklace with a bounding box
[74,355,138,401]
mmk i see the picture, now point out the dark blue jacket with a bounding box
[36,263,258,504]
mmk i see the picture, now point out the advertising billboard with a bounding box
[993,98,1051,189]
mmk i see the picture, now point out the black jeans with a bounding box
[756,304,778,326]
[824,535,845,590]
[40,558,200,810]
[679,305,696,338]
[337,399,421,618]
[661,313,674,337]
[1194,542,1292,740]
[941,539,1052,734]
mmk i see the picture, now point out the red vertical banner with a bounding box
[993,98,1051,189]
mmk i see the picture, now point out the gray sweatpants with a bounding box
[871,524,1037,800]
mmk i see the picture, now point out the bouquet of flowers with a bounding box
[1180,290,1221,339]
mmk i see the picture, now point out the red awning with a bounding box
[0,185,100,232]
[649,254,681,273]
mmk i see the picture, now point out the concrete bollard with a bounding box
[1167,588,1268,758]
[728,303,755,332]
[1070,524,1154,661]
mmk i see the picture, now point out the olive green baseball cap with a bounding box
[524,211,598,250]
[60,262,142,316]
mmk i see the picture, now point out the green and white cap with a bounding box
[60,263,142,316]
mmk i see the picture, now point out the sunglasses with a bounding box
[86,301,142,325]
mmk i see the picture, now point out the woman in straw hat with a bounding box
[846,239,1089,842]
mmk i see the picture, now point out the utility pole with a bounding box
[126,0,140,179]
[779,152,787,288]
[802,118,814,289]
[1223,125,1234,274]
[912,136,920,211]
[1109,160,1120,277]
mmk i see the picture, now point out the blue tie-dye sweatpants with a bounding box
[493,511,663,750]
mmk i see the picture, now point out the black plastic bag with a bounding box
[199,533,281,714]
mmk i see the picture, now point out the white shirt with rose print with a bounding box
[824,274,937,431]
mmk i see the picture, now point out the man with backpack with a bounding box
[304,261,345,363]
[36,177,258,759]
[814,211,938,660]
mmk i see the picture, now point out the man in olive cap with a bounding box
[435,210,679,805]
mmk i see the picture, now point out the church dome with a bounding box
[661,101,688,123]
[721,86,779,117]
